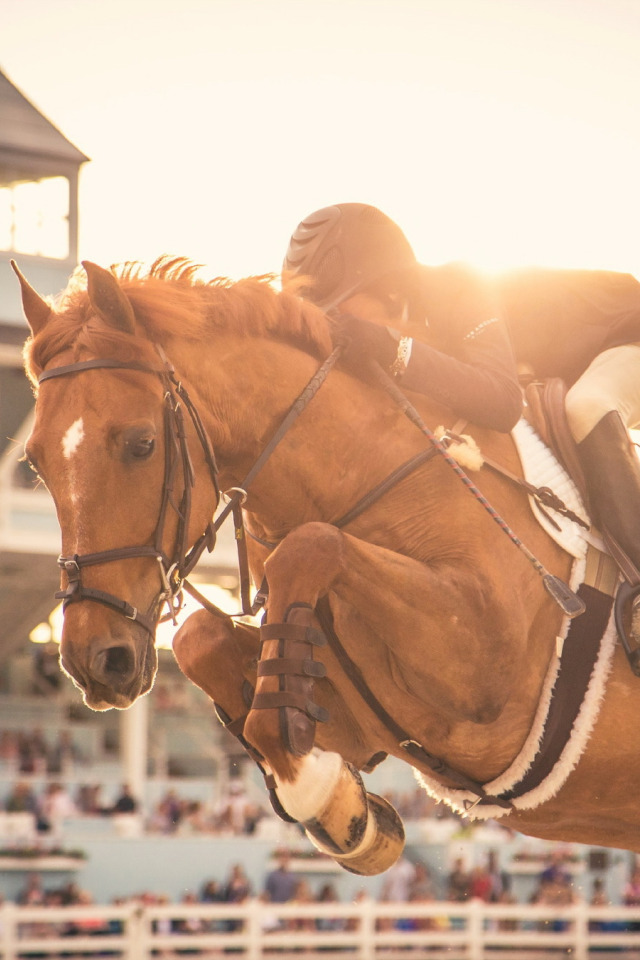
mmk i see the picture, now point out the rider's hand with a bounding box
[330,313,398,376]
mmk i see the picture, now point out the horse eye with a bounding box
[22,452,40,476]
[128,437,155,459]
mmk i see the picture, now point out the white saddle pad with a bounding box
[511,418,592,560]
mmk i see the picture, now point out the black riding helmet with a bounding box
[282,203,417,311]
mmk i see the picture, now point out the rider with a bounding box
[282,202,640,627]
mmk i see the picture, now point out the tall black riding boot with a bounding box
[577,410,640,644]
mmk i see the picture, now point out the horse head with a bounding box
[15,261,219,710]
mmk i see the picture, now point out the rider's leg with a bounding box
[566,345,640,613]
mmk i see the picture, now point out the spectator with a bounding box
[289,879,317,932]
[17,728,48,774]
[264,848,298,904]
[623,865,640,932]
[37,782,77,843]
[223,863,252,903]
[380,854,417,902]
[5,780,38,814]
[173,890,205,936]
[447,857,471,902]
[469,864,494,902]
[200,880,223,903]
[539,848,572,887]
[75,783,104,815]
[0,731,19,771]
[49,730,84,774]
[496,878,519,932]
[178,800,210,834]
[534,858,578,933]
[410,862,434,901]
[623,865,640,906]
[214,780,253,835]
[149,789,183,833]
[316,883,345,932]
[109,783,138,814]
[591,877,608,907]
[485,850,510,903]
[17,872,46,905]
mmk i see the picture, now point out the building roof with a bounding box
[0,67,89,164]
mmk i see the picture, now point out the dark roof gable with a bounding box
[0,67,89,164]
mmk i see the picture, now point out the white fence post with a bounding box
[467,899,483,960]
[358,896,376,959]
[247,898,263,960]
[573,900,589,960]
[125,903,144,960]
[1,902,18,960]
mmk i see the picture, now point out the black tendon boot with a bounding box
[577,410,640,646]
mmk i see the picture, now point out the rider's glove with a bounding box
[329,314,398,376]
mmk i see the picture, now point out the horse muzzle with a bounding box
[60,630,158,711]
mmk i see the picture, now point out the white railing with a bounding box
[2,898,640,959]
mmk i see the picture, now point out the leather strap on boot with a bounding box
[253,603,329,756]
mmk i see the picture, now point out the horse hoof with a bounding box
[308,792,405,877]
[301,760,370,855]
[335,793,405,876]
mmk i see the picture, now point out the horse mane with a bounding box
[25,257,333,384]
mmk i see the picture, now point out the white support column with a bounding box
[119,694,149,808]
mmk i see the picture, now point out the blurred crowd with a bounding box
[0,726,479,842]
[2,776,270,840]
[2,847,640,942]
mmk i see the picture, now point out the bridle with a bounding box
[37,348,220,637]
[37,343,345,637]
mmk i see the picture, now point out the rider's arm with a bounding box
[397,319,522,432]
[396,264,523,432]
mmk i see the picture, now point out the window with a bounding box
[0,171,69,259]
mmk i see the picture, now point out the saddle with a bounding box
[525,377,640,674]
[523,378,590,513]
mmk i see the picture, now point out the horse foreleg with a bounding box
[244,524,405,875]
[244,524,346,773]
[173,610,306,824]
[172,609,259,728]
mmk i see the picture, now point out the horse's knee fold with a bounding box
[171,610,215,670]
[265,523,345,590]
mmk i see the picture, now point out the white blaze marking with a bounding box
[62,418,85,459]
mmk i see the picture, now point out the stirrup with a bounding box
[614,581,640,676]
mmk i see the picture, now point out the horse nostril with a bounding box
[97,645,135,678]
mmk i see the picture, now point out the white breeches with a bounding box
[565,344,640,443]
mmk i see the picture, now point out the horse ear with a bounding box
[83,261,136,334]
[10,260,52,336]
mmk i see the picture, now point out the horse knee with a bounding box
[172,609,218,680]
[172,611,258,711]
[265,522,345,605]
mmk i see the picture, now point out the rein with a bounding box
[38,345,344,635]
[38,349,219,635]
[367,360,586,619]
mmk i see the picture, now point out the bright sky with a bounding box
[2,0,640,280]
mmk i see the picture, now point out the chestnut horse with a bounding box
[15,257,640,874]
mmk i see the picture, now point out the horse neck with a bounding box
[168,333,429,535]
